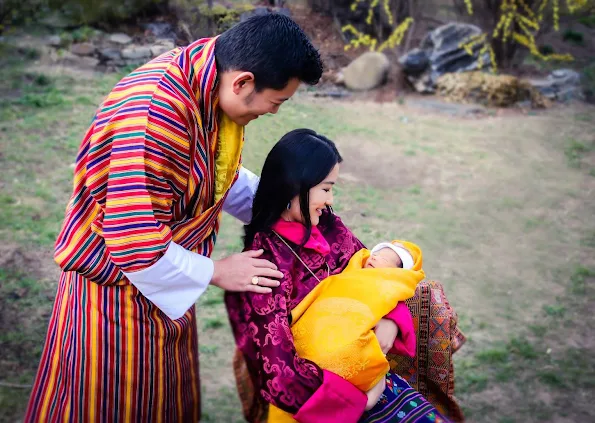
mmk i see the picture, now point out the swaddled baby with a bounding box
[269,240,425,423]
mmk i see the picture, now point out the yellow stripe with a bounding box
[107,196,170,208]
[125,287,134,421]
[146,122,190,149]
[188,316,199,421]
[105,84,158,102]
[155,308,165,423]
[110,157,147,166]
[38,275,73,421]
[136,62,168,72]
[111,157,170,173]
[108,158,187,187]
[101,117,148,133]
[166,95,190,115]
[104,231,166,244]
[62,397,71,423]
[168,66,183,78]
[73,167,87,185]
[85,165,109,186]
[54,206,100,264]
[173,320,183,419]
[88,282,98,422]
[171,210,211,243]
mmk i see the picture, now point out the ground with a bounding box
[1,34,595,423]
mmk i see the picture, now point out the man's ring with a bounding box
[251,276,260,285]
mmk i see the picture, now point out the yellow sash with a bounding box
[269,241,424,423]
[213,113,244,204]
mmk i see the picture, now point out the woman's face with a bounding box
[284,163,340,226]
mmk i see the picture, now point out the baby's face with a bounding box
[364,248,402,269]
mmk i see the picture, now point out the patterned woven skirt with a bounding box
[360,373,450,423]
[24,271,201,422]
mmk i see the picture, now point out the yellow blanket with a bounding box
[268,240,425,423]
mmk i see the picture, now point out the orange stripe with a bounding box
[38,276,72,421]
[155,307,165,423]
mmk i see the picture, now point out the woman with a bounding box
[225,129,450,423]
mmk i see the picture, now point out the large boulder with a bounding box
[399,23,492,93]
[528,69,584,102]
[343,52,390,91]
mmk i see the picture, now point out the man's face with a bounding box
[218,71,300,126]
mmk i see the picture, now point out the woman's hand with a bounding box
[374,318,399,354]
[365,376,386,411]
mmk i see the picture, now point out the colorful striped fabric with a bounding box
[26,272,201,422]
[54,37,223,285]
[361,373,450,423]
[26,37,231,422]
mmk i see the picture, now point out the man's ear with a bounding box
[231,72,255,95]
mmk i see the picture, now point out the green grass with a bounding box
[1,32,595,423]
[457,263,595,421]
[203,317,225,330]
[564,138,593,168]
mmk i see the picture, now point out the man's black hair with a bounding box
[215,13,323,91]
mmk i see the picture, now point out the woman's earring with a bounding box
[287,202,291,210]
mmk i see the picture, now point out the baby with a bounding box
[269,240,424,423]
[365,241,415,270]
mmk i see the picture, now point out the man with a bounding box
[25,14,322,422]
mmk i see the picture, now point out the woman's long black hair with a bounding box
[244,129,343,249]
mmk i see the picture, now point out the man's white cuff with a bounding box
[223,166,259,224]
[123,241,214,320]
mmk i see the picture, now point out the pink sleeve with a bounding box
[384,302,416,357]
[294,370,367,423]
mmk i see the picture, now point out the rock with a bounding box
[105,59,127,67]
[150,39,175,57]
[125,59,144,67]
[80,56,100,68]
[528,69,584,102]
[71,42,96,56]
[98,48,121,62]
[109,33,133,45]
[55,50,94,68]
[143,22,177,40]
[56,50,80,66]
[46,35,62,47]
[322,69,345,85]
[398,48,429,76]
[343,52,390,91]
[399,23,492,93]
[436,71,550,108]
[121,45,152,60]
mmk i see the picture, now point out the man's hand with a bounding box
[365,376,386,411]
[374,318,399,354]
[210,249,283,294]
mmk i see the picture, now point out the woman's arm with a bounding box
[379,302,416,357]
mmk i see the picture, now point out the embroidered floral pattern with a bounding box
[225,212,364,414]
